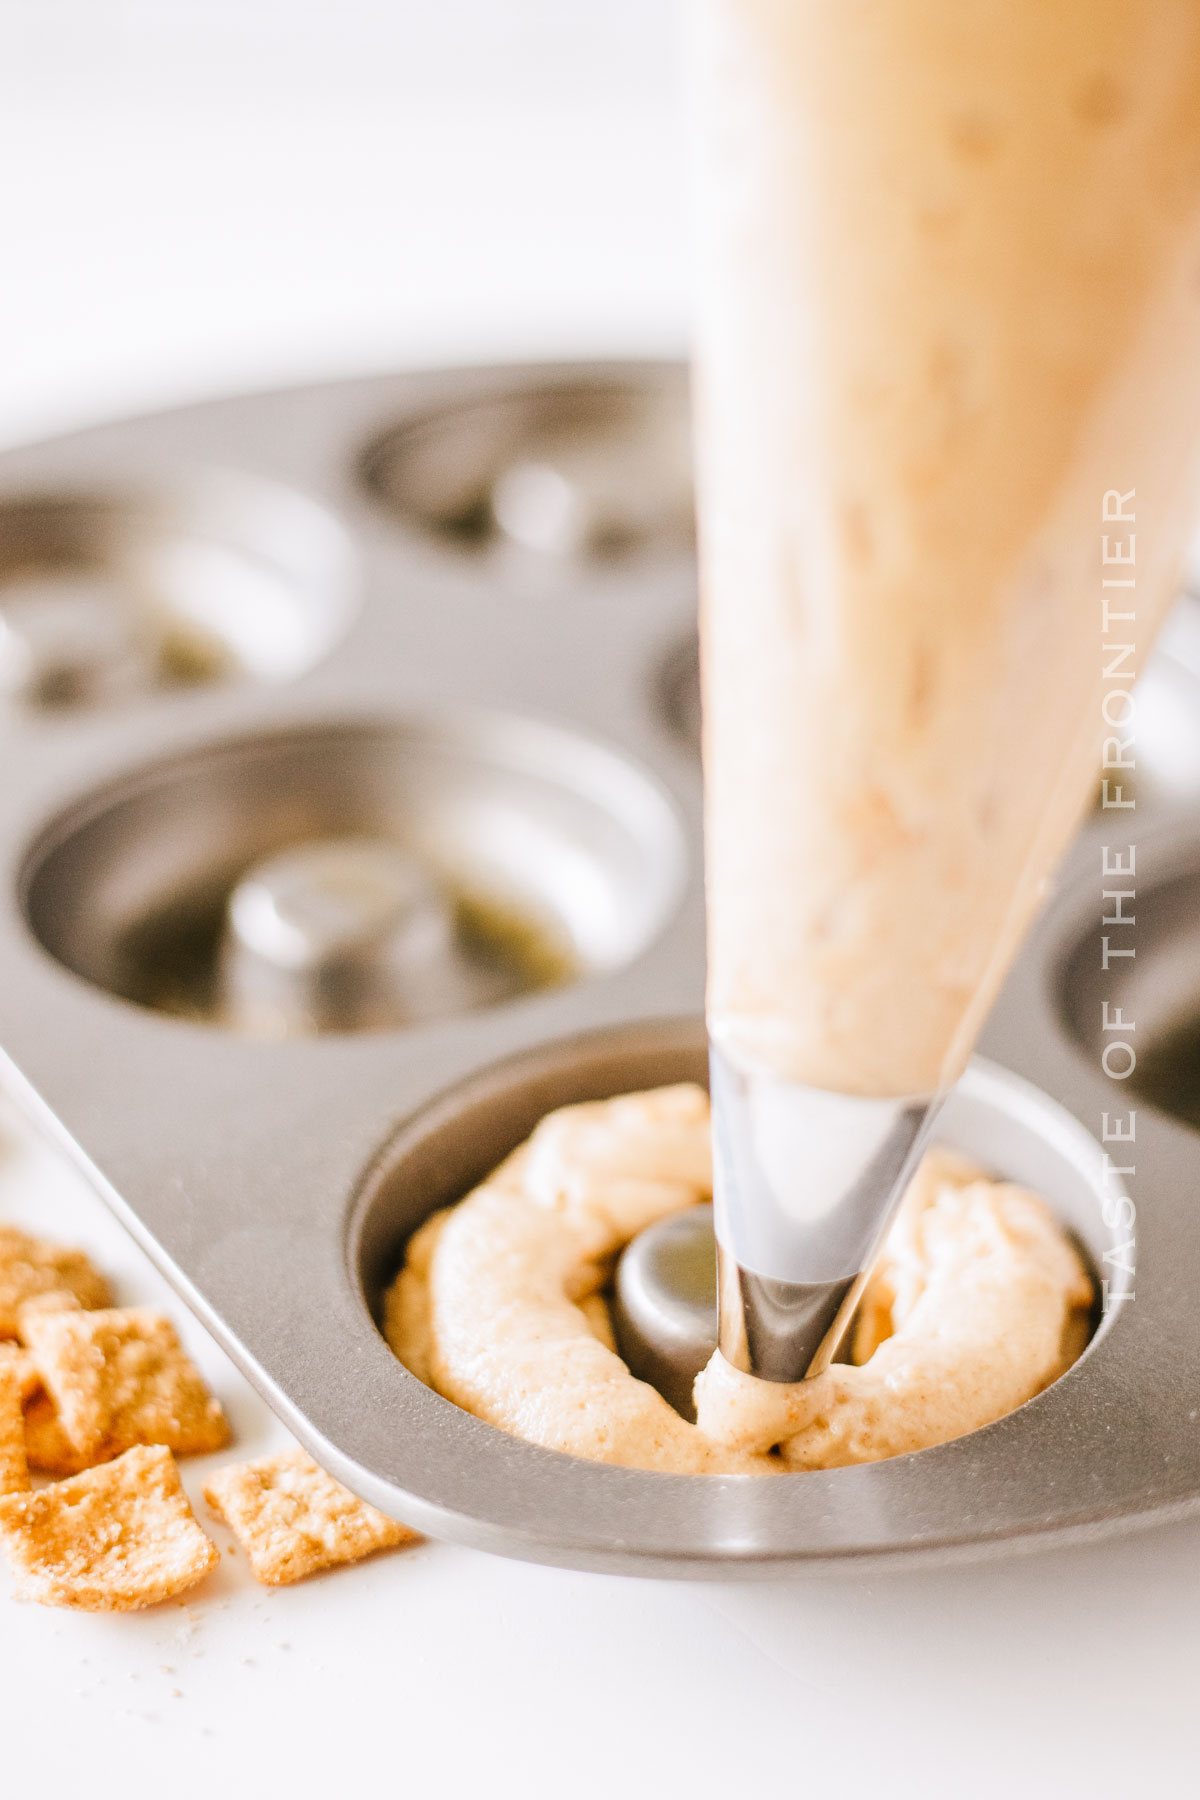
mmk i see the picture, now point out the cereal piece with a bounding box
[23,1391,95,1477]
[20,1307,229,1462]
[0,1365,28,1496]
[204,1450,419,1586]
[0,1228,110,1336]
[17,1289,83,1323]
[0,1444,219,1610]
[0,1343,40,1405]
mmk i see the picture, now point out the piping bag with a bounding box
[687,0,1200,1381]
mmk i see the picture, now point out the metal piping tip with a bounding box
[709,1042,944,1382]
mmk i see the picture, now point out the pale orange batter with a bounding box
[384,1087,1092,1474]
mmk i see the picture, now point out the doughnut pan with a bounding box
[0,360,1198,1578]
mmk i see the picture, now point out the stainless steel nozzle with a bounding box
[709,1043,944,1382]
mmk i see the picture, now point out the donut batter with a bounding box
[383,1084,1093,1475]
[692,0,1200,1100]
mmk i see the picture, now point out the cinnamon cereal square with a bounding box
[204,1449,418,1585]
[20,1307,229,1462]
[0,1228,110,1336]
[23,1391,95,1478]
[0,1444,218,1610]
[0,1343,40,1405]
[17,1289,83,1324]
[0,1364,28,1496]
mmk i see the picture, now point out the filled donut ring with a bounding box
[384,1088,1093,1475]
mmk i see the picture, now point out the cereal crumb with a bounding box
[0,1444,219,1611]
[204,1449,420,1585]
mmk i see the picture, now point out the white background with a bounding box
[0,0,688,448]
[1,4,1199,1795]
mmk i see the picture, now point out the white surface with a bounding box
[1,4,1197,1793]
[0,0,689,449]
[3,1095,1199,1797]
